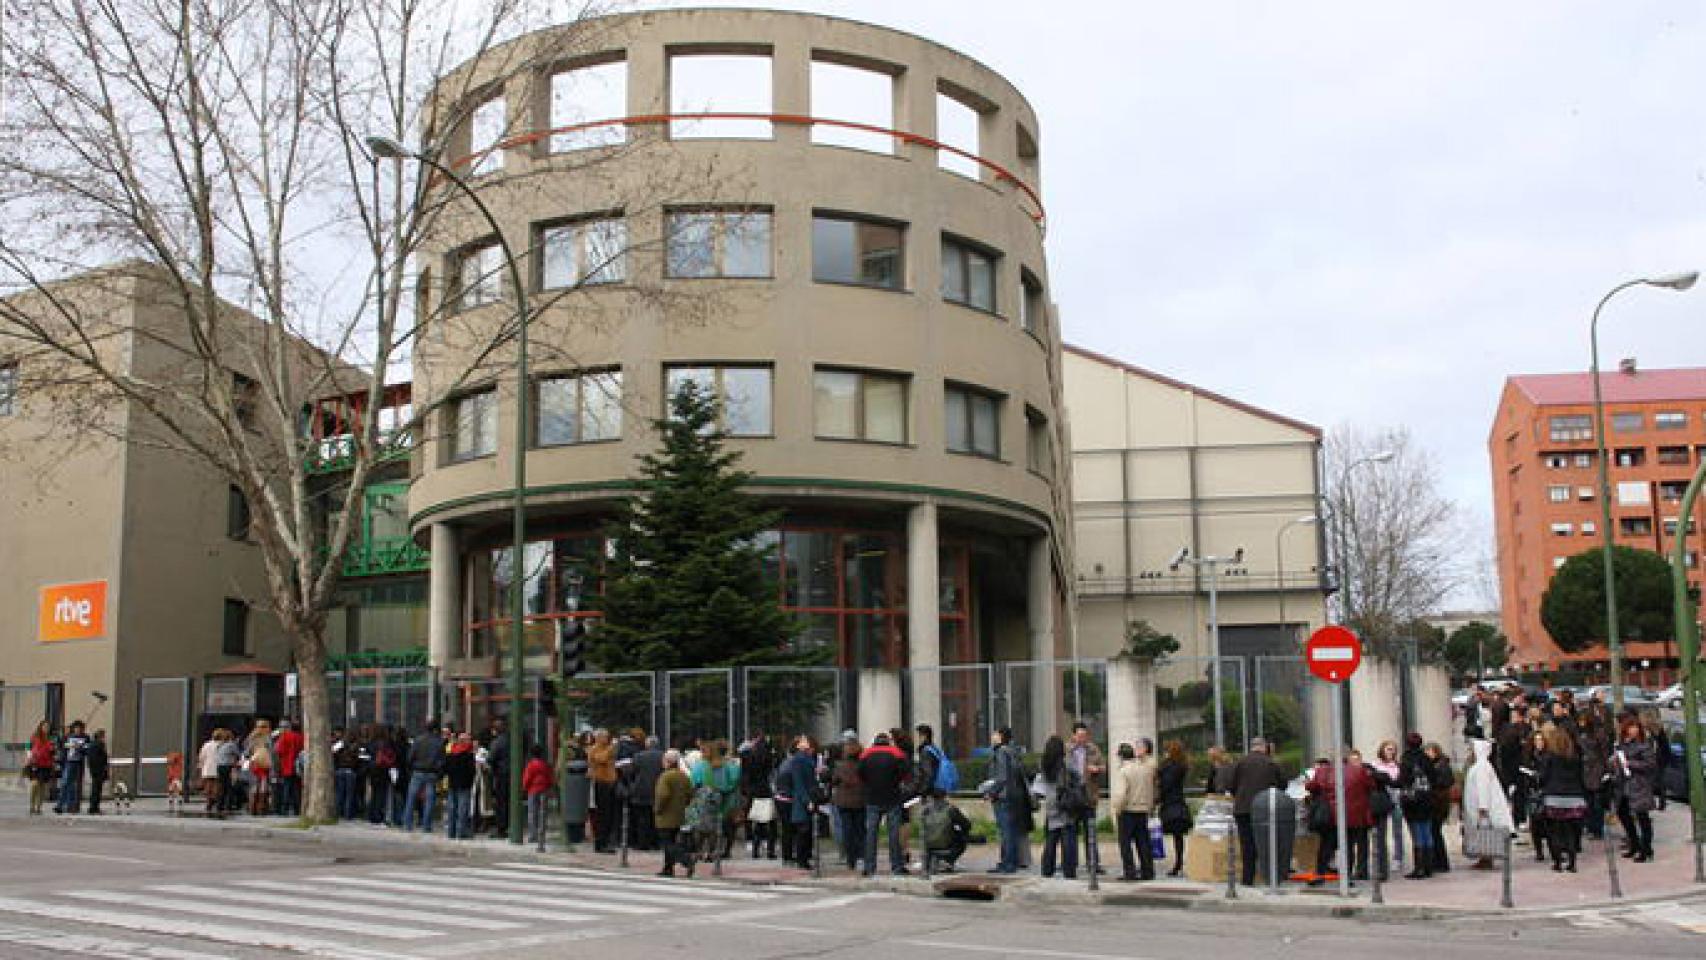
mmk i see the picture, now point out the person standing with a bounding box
[402,720,445,833]
[1537,725,1587,872]
[1519,728,1551,862]
[1368,740,1404,879]
[985,727,1027,875]
[1228,737,1285,886]
[273,720,304,818]
[1577,708,1612,841]
[53,721,90,815]
[1305,751,1376,884]
[739,735,778,860]
[83,729,110,815]
[857,731,911,876]
[1034,735,1085,880]
[1614,717,1657,862]
[779,735,819,869]
[1422,742,1454,874]
[244,720,274,816]
[197,729,223,816]
[1461,739,1514,870]
[654,750,693,877]
[1156,740,1193,877]
[1111,740,1157,881]
[523,745,554,852]
[444,731,477,840]
[332,728,360,820]
[26,722,55,816]
[587,729,619,853]
[486,717,510,839]
[832,734,866,870]
[629,736,664,851]
[1397,733,1437,878]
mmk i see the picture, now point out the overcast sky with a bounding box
[681,0,1706,584]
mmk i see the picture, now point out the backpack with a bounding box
[925,744,959,793]
[686,783,721,834]
[921,800,956,851]
[1056,766,1093,820]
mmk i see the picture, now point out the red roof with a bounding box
[1509,367,1706,406]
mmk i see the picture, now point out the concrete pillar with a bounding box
[1107,656,1157,754]
[1307,679,1335,758]
[1027,535,1057,745]
[1348,658,1402,755]
[428,523,460,670]
[907,503,941,737]
[856,668,902,737]
[1411,663,1457,761]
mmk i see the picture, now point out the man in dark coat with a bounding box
[84,729,110,815]
[628,736,664,850]
[857,731,912,876]
[1227,737,1286,886]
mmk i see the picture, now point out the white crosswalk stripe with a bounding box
[0,922,232,960]
[364,870,667,913]
[1558,902,1706,935]
[311,874,614,923]
[434,865,781,905]
[62,889,434,940]
[191,881,527,930]
[493,861,814,896]
[0,896,417,959]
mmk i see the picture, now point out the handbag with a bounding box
[747,797,777,823]
[1462,813,1505,859]
[1308,796,1333,832]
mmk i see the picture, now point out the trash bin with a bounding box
[1250,786,1296,886]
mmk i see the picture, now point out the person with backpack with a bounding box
[857,731,912,876]
[654,750,693,877]
[1034,735,1089,879]
[779,735,820,869]
[916,724,959,796]
[918,789,972,872]
[688,740,741,866]
[1111,740,1157,881]
[985,726,1028,874]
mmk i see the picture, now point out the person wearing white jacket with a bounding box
[1460,738,1513,868]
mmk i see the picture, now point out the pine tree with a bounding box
[592,381,806,670]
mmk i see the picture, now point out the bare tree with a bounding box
[1324,425,1462,657]
[0,0,721,821]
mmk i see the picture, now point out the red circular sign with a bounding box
[1305,625,1363,683]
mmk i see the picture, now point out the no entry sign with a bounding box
[1305,625,1363,683]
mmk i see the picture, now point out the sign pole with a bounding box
[1331,682,1349,897]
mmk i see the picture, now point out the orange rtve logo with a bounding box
[39,581,107,642]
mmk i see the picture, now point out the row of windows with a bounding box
[451,209,1047,334]
[1548,410,1706,441]
[1551,517,1698,538]
[461,49,1035,180]
[1542,444,1706,469]
[445,365,1054,473]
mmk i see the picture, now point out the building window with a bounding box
[448,389,498,461]
[812,214,904,289]
[1659,481,1687,502]
[1620,517,1654,537]
[665,209,771,278]
[1547,485,1570,503]
[536,370,622,446]
[455,242,505,310]
[540,216,626,288]
[666,365,772,436]
[550,59,627,152]
[0,361,16,416]
[936,88,982,179]
[1020,271,1044,335]
[1657,445,1690,466]
[1611,412,1644,433]
[1553,556,1568,570]
[1581,520,1596,535]
[1616,480,1650,506]
[1578,486,1595,501]
[1544,454,1568,469]
[1548,415,1593,442]
[1655,410,1687,430]
[945,383,1001,458]
[469,94,506,176]
[1573,452,1593,468]
[222,598,250,656]
[810,57,896,154]
[813,368,908,443]
[669,51,772,140]
[941,235,998,312]
[1025,407,1052,476]
[1663,518,1679,537]
[1550,521,1573,536]
[231,372,259,429]
[226,485,251,541]
[1615,447,1645,468]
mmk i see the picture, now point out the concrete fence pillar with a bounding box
[1349,657,1403,755]
[1411,663,1457,760]
[1307,680,1335,756]
[856,668,902,738]
[1107,656,1158,754]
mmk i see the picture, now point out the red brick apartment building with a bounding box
[1490,363,1706,674]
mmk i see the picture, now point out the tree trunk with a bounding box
[295,627,337,823]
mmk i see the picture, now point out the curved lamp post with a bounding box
[1588,272,1698,716]
[368,135,532,845]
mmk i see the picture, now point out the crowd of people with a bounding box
[23,720,111,815]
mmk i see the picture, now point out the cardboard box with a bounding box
[1185,832,1240,883]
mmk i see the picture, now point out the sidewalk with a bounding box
[12,797,1704,918]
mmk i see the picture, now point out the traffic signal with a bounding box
[558,617,587,678]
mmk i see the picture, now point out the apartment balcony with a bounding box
[306,428,413,475]
[335,536,429,578]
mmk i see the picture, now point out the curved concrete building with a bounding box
[409,7,1070,744]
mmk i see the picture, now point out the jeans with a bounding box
[837,806,866,867]
[390,779,407,827]
[55,762,83,813]
[995,799,1025,873]
[527,792,548,849]
[1407,816,1435,855]
[335,769,358,819]
[402,771,438,831]
[446,787,472,839]
[1042,821,1080,878]
[1375,808,1405,869]
[1117,811,1153,879]
[863,804,906,875]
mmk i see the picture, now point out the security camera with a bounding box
[1168,546,1190,571]
[1231,547,1245,564]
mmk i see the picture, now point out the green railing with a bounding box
[337,536,430,577]
[306,429,414,474]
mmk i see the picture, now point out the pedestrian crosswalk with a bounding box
[0,861,818,959]
[1556,901,1706,936]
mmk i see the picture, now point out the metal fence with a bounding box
[0,684,57,775]
[1154,656,1249,755]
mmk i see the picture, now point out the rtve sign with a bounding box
[38,581,108,642]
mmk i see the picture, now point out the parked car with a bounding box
[1657,683,1686,709]
[1661,720,1706,802]
[1584,684,1657,708]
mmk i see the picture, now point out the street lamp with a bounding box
[368,135,533,845]
[1174,545,1245,748]
[1276,514,1319,647]
[1588,271,1698,716]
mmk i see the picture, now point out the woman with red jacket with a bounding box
[1305,751,1376,884]
[25,722,55,815]
[523,745,554,852]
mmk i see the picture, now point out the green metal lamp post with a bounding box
[1588,272,1698,716]
[368,135,532,844]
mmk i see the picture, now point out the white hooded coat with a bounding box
[1461,738,1513,833]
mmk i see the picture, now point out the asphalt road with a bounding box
[0,820,1700,959]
